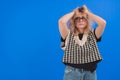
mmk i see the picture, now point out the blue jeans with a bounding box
[63,65,97,80]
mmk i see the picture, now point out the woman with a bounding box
[58,5,106,80]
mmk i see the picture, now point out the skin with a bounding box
[74,12,88,33]
[58,5,106,40]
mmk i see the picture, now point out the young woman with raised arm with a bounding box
[58,5,106,80]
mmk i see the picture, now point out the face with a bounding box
[74,12,88,30]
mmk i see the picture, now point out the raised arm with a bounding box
[58,10,75,40]
[83,5,106,39]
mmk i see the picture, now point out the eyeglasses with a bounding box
[74,16,87,22]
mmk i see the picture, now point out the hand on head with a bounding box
[73,5,89,14]
[82,5,89,14]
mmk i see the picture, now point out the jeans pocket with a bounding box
[65,65,74,74]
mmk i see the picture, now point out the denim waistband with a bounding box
[66,65,95,73]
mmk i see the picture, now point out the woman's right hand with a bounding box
[73,7,80,14]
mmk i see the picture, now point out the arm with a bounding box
[58,11,74,40]
[83,5,106,39]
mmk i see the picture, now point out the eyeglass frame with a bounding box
[73,16,88,23]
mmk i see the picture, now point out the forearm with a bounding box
[87,11,106,27]
[59,11,74,24]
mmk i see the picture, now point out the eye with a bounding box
[75,17,80,20]
[82,17,87,21]
[74,17,80,22]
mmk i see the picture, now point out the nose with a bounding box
[80,19,83,22]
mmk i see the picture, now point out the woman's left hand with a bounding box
[83,5,89,14]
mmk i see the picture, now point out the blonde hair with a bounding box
[69,11,92,36]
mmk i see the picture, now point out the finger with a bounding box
[75,6,80,10]
[83,5,87,9]
[83,5,86,8]
[73,7,79,12]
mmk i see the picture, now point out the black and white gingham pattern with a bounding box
[62,31,103,64]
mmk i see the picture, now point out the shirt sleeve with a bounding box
[93,28,102,42]
[61,36,66,48]
[61,36,66,42]
[60,31,70,48]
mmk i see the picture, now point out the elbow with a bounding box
[58,19,66,24]
[102,20,106,27]
[58,19,62,24]
[99,20,106,27]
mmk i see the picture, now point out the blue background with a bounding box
[0,0,120,80]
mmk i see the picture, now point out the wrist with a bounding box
[85,10,90,14]
[86,11,92,16]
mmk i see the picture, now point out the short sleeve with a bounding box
[93,28,102,42]
[60,31,70,49]
[61,36,66,42]
[61,36,66,48]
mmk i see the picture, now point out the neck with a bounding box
[78,28,84,34]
